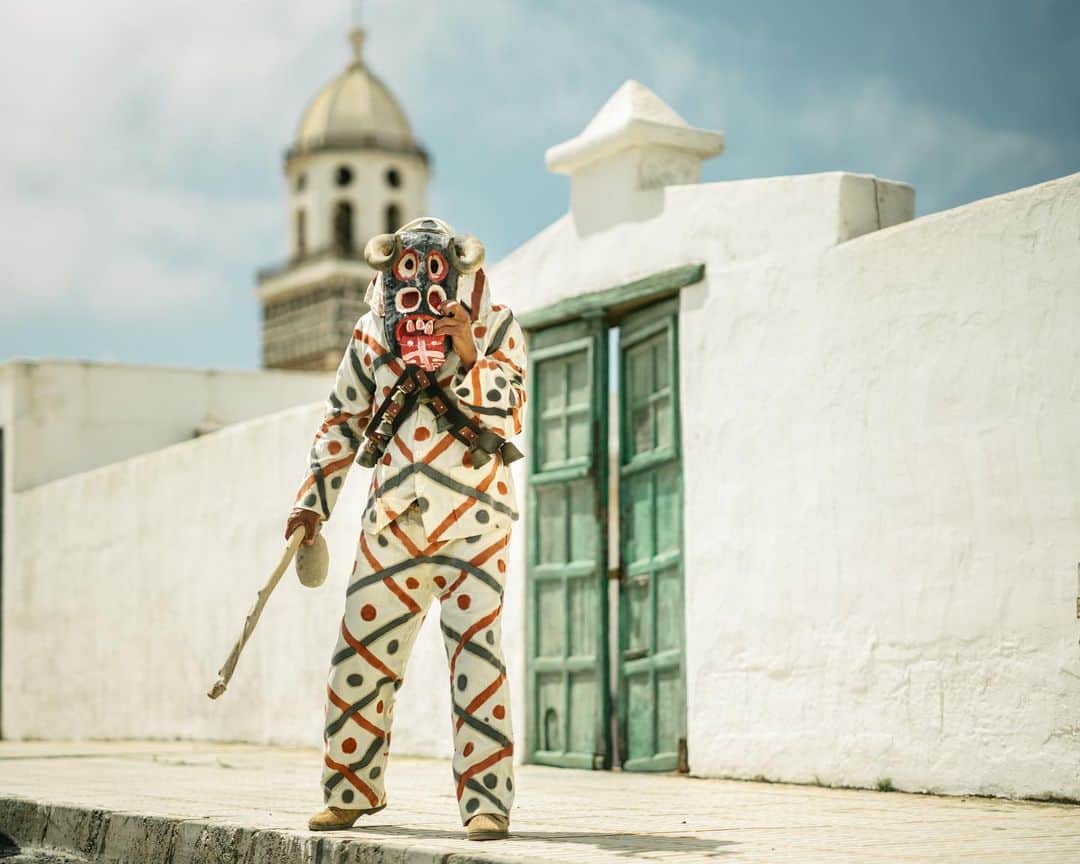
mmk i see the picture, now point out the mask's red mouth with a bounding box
[395,315,447,371]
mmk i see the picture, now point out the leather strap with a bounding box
[356,366,523,468]
[417,375,523,467]
[356,369,422,467]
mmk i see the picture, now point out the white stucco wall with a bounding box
[3,402,529,767]
[4,166,1078,801]
[1,360,331,492]
[680,172,1080,800]
[491,169,1080,799]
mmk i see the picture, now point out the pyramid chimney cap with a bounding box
[546,80,724,176]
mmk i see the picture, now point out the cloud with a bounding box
[0,0,711,334]
[0,0,348,325]
[0,0,1068,364]
[791,77,1060,213]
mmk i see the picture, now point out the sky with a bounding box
[1,0,1076,369]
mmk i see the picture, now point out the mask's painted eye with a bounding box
[426,250,448,282]
[427,285,446,312]
[393,249,419,281]
[395,288,422,313]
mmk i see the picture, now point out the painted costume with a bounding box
[292,218,527,826]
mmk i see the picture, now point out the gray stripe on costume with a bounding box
[324,737,385,790]
[363,464,517,520]
[325,674,396,736]
[441,623,507,675]
[453,703,512,748]
[464,776,509,814]
[485,314,514,356]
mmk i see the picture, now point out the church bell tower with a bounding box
[256,27,430,370]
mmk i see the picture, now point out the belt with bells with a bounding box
[357,367,524,469]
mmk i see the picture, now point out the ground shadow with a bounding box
[347,824,738,858]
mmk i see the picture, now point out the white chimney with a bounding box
[546,80,725,231]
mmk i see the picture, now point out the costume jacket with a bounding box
[293,269,527,543]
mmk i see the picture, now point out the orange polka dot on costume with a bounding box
[497,481,508,494]
[328,441,342,455]
[508,337,516,349]
[497,559,507,573]
[363,354,373,366]
[376,700,384,713]
[457,594,471,610]
[414,427,430,442]
[462,450,473,467]
[382,453,392,465]
[463,741,474,756]
[406,576,420,589]
[434,575,446,588]
[361,604,377,621]
[342,737,357,754]
[493,705,506,720]
[383,386,392,397]
[473,325,487,337]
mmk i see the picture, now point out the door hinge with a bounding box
[677,737,689,774]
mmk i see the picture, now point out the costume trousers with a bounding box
[320,506,516,824]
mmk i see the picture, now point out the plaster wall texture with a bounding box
[0,360,331,492]
[3,155,1077,801]
[679,173,1080,800]
[3,401,530,767]
[493,169,1080,799]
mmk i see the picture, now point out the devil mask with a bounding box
[363,217,485,372]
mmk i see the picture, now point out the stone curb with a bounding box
[0,797,550,864]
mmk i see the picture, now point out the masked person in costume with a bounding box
[285,218,526,841]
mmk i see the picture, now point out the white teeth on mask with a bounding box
[406,319,415,333]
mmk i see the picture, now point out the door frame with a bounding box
[524,315,610,769]
[615,298,687,772]
[521,263,704,771]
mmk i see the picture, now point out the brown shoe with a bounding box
[466,812,510,841]
[307,803,386,831]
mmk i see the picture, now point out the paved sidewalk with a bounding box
[1,741,1078,864]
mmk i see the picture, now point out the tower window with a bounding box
[295,208,307,257]
[334,201,354,254]
[385,203,401,234]
[385,167,402,189]
[295,173,307,192]
[335,165,354,187]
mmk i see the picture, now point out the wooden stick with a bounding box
[207,526,306,700]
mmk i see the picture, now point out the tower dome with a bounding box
[288,28,426,164]
[257,26,431,371]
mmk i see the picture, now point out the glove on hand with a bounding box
[285,508,323,546]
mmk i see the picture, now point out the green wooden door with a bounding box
[617,299,686,771]
[525,316,611,769]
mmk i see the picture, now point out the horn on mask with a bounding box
[364,233,400,271]
[448,235,485,274]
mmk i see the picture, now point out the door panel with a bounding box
[617,299,686,772]
[526,317,611,769]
